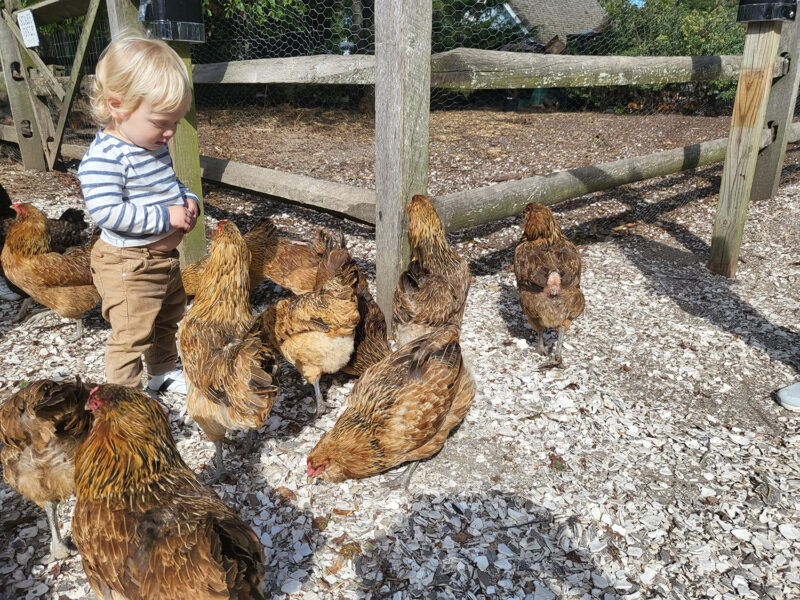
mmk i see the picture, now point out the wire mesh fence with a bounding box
[0,1,797,204]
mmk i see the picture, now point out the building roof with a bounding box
[507,0,607,44]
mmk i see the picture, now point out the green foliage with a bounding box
[565,0,744,111]
[432,0,530,53]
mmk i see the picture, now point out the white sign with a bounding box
[17,10,40,48]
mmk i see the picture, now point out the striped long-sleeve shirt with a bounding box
[78,131,199,248]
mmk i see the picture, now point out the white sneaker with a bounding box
[147,367,187,394]
[0,277,22,301]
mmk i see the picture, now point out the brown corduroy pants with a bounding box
[90,239,186,388]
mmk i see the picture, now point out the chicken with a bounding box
[182,219,340,298]
[514,202,585,368]
[0,377,93,559]
[73,384,265,600]
[307,324,475,488]
[392,194,471,347]
[313,245,390,377]
[181,217,276,297]
[259,255,360,414]
[262,226,342,295]
[178,220,280,480]
[1,202,99,341]
[0,187,88,301]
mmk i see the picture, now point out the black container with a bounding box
[737,0,797,22]
[138,0,205,42]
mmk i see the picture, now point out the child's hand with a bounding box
[168,205,193,233]
[184,197,199,231]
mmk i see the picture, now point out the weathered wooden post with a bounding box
[0,15,47,170]
[0,0,48,170]
[374,0,433,335]
[708,0,794,277]
[750,8,800,200]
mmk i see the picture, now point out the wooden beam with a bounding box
[433,127,781,232]
[750,18,800,201]
[709,21,783,278]
[56,143,379,223]
[199,156,376,223]
[193,55,376,85]
[1,9,64,100]
[429,49,788,90]
[169,41,206,267]
[47,0,102,169]
[12,0,91,26]
[53,124,800,236]
[374,0,432,337]
[190,51,788,89]
[0,17,46,170]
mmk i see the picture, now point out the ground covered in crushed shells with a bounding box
[1,108,800,600]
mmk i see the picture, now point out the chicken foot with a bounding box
[44,501,75,560]
[17,305,85,341]
[313,378,324,415]
[209,440,226,483]
[538,326,566,371]
[385,461,421,491]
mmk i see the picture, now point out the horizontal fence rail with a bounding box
[13,51,788,94]
[40,122,799,234]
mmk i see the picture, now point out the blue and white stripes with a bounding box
[78,131,199,248]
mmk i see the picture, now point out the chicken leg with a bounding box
[538,326,566,371]
[210,440,225,483]
[385,461,421,491]
[44,501,74,560]
[313,378,324,415]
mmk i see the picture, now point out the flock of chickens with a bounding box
[0,186,585,598]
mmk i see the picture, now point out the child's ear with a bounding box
[106,97,124,120]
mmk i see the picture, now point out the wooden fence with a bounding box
[1,0,799,328]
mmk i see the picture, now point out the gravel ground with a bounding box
[1,108,799,600]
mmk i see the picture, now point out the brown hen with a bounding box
[307,325,475,488]
[314,245,390,377]
[262,227,343,294]
[182,220,341,298]
[73,384,265,600]
[178,220,280,480]
[181,218,276,297]
[514,202,585,368]
[0,377,93,559]
[1,202,99,340]
[259,255,359,414]
[392,194,471,346]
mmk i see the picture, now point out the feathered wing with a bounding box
[310,326,475,480]
[0,378,92,506]
[74,460,265,600]
[393,259,470,330]
[514,239,582,293]
[183,218,278,296]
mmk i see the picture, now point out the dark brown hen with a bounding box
[0,377,93,560]
[73,384,266,600]
[307,325,475,488]
[514,202,585,368]
[392,195,471,347]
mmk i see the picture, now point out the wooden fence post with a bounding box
[708,21,783,278]
[374,0,432,336]
[169,40,205,267]
[0,16,46,170]
[750,17,800,201]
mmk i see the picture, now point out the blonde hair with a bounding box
[90,36,191,126]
